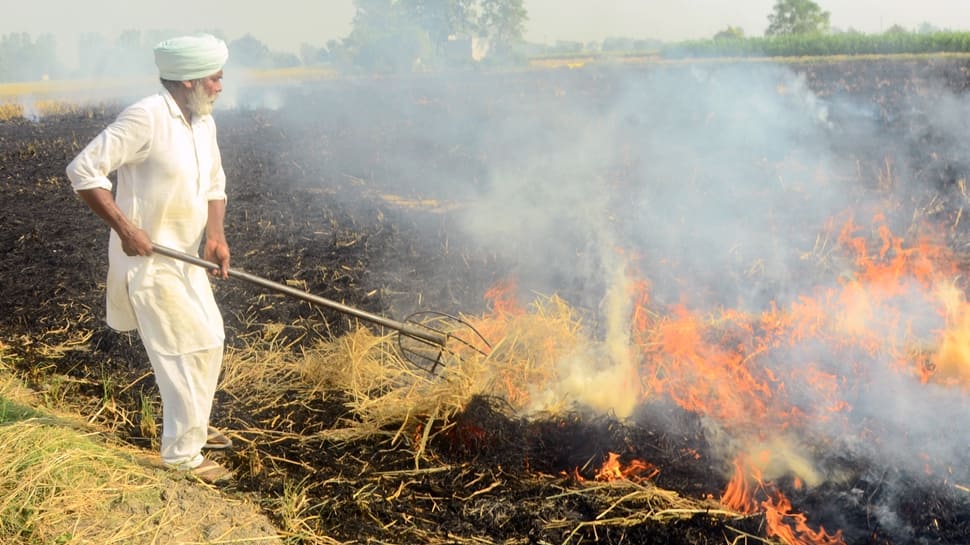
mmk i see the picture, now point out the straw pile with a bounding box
[0,347,281,544]
[199,295,750,543]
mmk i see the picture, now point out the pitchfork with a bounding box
[151,243,491,373]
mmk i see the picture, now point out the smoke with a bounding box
[217,72,289,112]
[24,43,963,533]
[461,63,852,414]
[464,63,856,312]
[453,60,970,512]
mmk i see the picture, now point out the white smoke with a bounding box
[456,61,970,505]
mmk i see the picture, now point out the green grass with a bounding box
[0,396,39,423]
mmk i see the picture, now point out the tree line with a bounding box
[663,0,970,59]
[1,0,969,83]
[665,31,970,59]
[0,0,528,82]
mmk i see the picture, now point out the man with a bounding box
[66,33,234,484]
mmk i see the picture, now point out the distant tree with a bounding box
[713,26,745,41]
[602,36,635,52]
[479,0,527,57]
[396,0,485,65]
[344,0,527,69]
[78,32,109,76]
[327,39,352,67]
[765,0,830,36]
[0,32,61,82]
[32,34,60,78]
[299,43,319,65]
[228,34,273,68]
[299,42,337,66]
[884,24,909,35]
[110,30,149,75]
[917,22,941,34]
[353,0,399,30]
[116,29,141,51]
[345,0,432,72]
[400,0,477,49]
[551,40,583,54]
[229,31,308,69]
[300,42,344,66]
[633,38,664,51]
[76,29,199,78]
[271,52,301,68]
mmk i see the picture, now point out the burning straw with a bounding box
[218,288,635,451]
[214,296,755,542]
[214,213,970,544]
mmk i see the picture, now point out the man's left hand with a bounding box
[204,240,230,279]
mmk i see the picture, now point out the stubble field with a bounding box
[2,57,970,544]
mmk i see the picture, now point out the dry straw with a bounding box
[1,292,741,543]
[0,411,282,544]
[213,294,736,540]
[0,340,281,544]
[218,294,588,459]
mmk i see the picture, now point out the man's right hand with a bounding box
[118,225,153,256]
[77,188,152,256]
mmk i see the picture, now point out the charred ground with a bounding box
[2,58,970,544]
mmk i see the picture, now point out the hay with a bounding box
[0,338,282,544]
[549,480,740,544]
[469,294,585,411]
[0,416,280,544]
[0,419,158,543]
[186,298,761,542]
[218,294,589,455]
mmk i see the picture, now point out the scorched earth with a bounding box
[2,58,970,544]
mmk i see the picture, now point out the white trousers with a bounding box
[144,345,223,469]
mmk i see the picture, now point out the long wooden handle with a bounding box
[151,243,448,346]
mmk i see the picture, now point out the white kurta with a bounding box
[66,90,227,356]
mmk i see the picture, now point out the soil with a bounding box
[3,57,970,544]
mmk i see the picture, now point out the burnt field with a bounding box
[3,57,970,544]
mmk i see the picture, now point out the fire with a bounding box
[634,213,966,441]
[466,211,968,542]
[484,277,523,317]
[594,452,659,483]
[722,457,845,545]
[763,493,845,545]
[721,457,761,514]
[928,281,970,386]
[642,305,774,425]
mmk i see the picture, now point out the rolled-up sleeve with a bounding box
[66,105,153,193]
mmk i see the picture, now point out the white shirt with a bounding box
[66,89,226,355]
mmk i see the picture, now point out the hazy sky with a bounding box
[3,0,970,63]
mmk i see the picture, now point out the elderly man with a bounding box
[66,34,234,484]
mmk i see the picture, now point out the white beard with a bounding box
[186,81,215,117]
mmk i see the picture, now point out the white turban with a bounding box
[154,34,229,81]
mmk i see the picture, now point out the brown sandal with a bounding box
[204,425,233,449]
[190,458,232,484]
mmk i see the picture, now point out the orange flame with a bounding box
[763,493,845,545]
[470,212,968,542]
[484,277,523,317]
[722,457,845,545]
[721,457,761,514]
[636,213,964,441]
[594,452,659,483]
